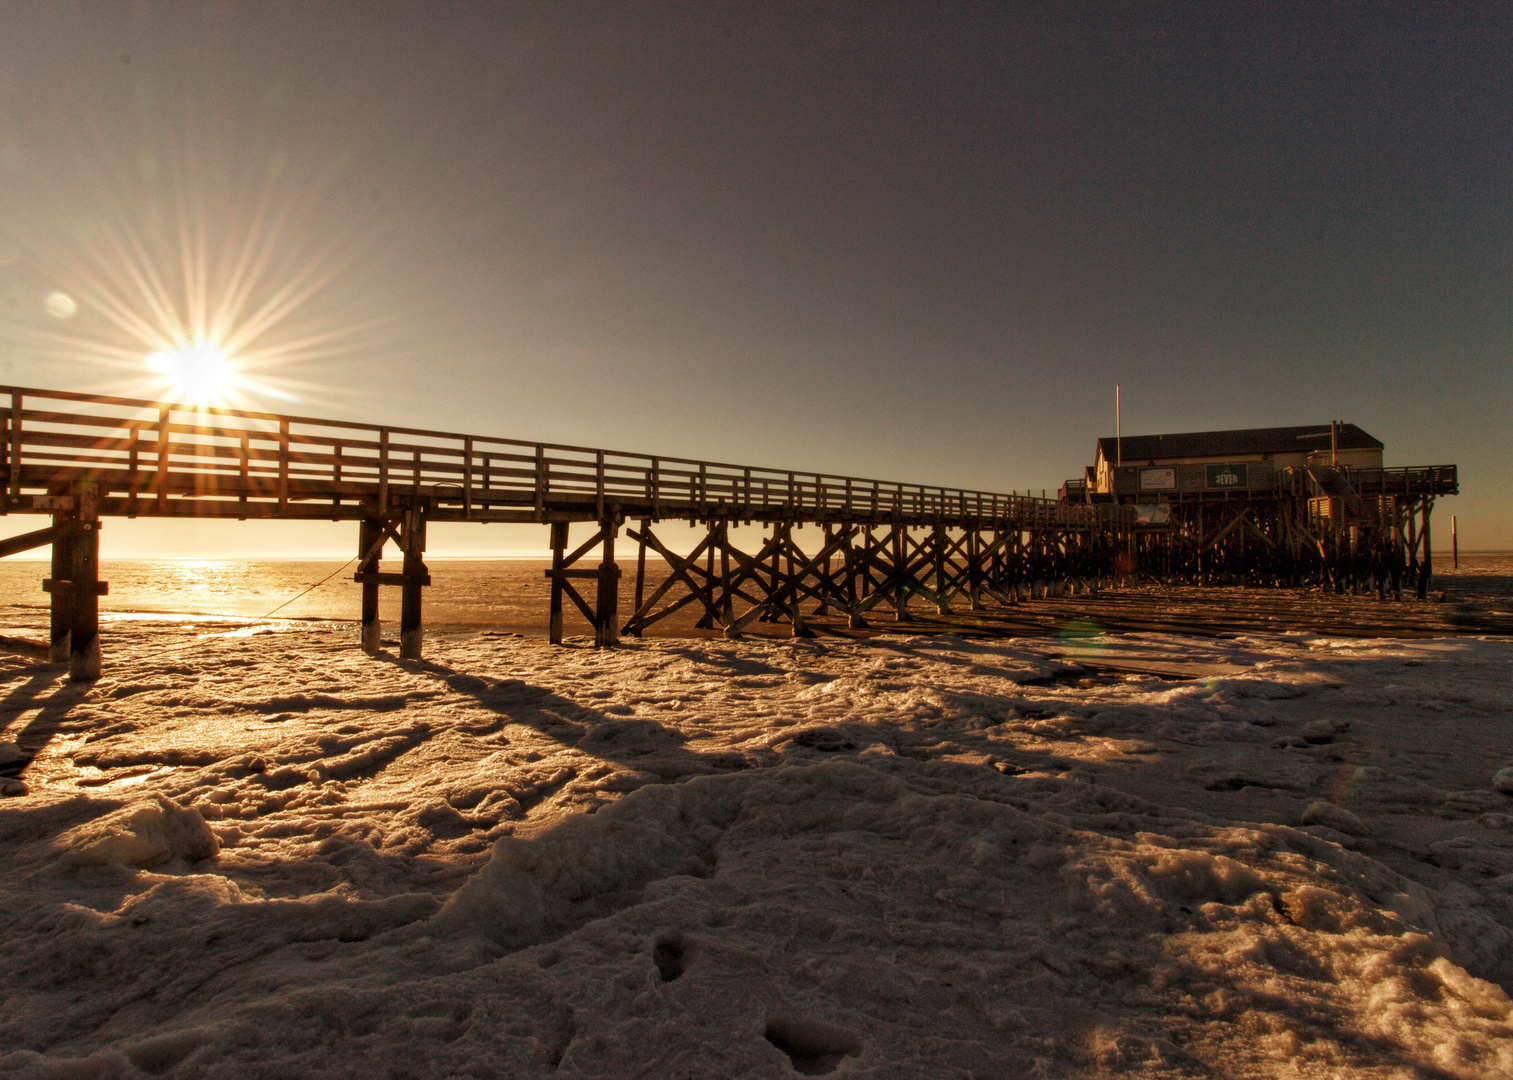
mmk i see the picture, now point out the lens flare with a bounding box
[43,291,77,318]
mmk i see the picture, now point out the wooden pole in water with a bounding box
[1452,515,1458,569]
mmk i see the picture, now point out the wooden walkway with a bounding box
[1,386,1135,677]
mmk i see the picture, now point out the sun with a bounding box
[146,341,239,405]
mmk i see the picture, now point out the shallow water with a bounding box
[2,553,1508,641]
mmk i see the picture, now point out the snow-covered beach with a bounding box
[2,608,1511,1078]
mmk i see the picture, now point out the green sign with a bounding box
[1206,463,1248,489]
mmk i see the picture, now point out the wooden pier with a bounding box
[0,386,1134,677]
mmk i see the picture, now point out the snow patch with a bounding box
[55,794,218,868]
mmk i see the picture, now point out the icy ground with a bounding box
[1,626,1511,1078]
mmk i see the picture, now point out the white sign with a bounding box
[1139,468,1175,490]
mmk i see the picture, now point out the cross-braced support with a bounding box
[614,516,1103,639]
[546,514,622,646]
[353,499,430,658]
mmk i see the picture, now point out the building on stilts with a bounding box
[1059,421,1457,596]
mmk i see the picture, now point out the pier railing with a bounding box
[0,386,1123,528]
[1093,462,1457,500]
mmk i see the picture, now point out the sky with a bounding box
[0,1,1508,557]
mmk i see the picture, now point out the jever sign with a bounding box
[1206,464,1248,489]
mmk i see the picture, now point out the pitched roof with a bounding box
[1096,424,1382,463]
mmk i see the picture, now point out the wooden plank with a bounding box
[0,526,56,559]
[379,428,389,511]
[535,445,546,521]
[278,419,290,513]
[156,406,170,510]
[559,577,598,626]
[353,570,432,587]
[0,634,50,662]
[7,392,19,499]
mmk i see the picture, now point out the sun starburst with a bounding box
[0,127,406,414]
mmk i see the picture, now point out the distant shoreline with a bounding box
[0,551,1504,562]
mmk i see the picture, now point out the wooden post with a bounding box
[787,523,813,638]
[968,528,985,611]
[278,419,290,514]
[595,519,619,647]
[845,525,867,629]
[697,521,717,629]
[378,428,390,513]
[1417,499,1433,600]
[535,445,546,521]
[596,450,605,521]
[156,406,170,511]
[815,525,833,616]
[720,521,734,626]
[358,518,383,654]
[39,485,107,679]
[48,512,75,664]
[630,520,649,637]
[127,427,141,517]
[399,505,428,659]
[239,432,250,518]
[7,392,20,502]
[893,526,911,621]
[68,518,102,680]
[549,521,568,645]
[1452,514,1458,569]
[463,437,473,518]
[933,524,949,614]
